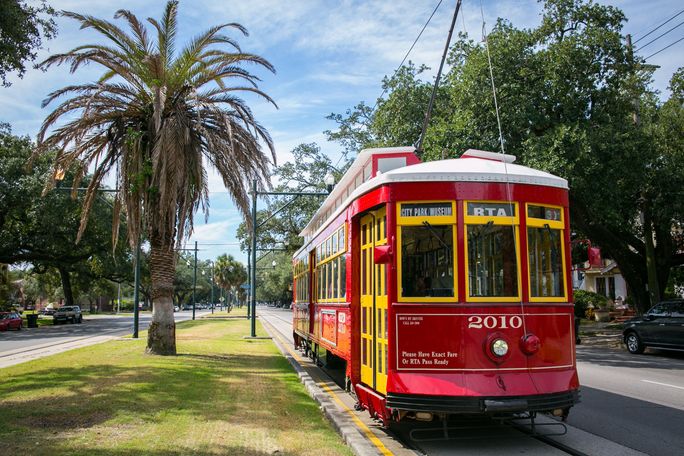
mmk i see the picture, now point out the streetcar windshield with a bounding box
[400,224,454,298]
[467,224,519,297]
[528,226,565,297]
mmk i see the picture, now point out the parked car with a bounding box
[53,306,83,324]
[0,312,22,331]
[173,305,180,312]
[42,307,56,316]
[623,299,684,354]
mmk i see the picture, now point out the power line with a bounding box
[644,35,684,60]
[329,1,445,170]
[637,20,684,50]
[371,0,444,112]
[633,9,684,44]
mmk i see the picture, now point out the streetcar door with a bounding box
[360,207,389,394]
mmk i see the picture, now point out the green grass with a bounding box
[21,315,54,327]
[0,318,352,456]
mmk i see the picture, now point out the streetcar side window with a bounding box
[313,225,348,303]
[400,225,455,298]
[464,201,521,301]
[526,204,566,300]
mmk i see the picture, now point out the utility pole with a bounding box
[132,235,141,338]
[192,240,198,320]
[627,33,660,307]
[250,180,258,337]
[247,181,329,338]
[246,246,251,319]
[210,261,214,314]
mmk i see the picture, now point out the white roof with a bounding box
[296,148,567,252]
[384,151,567,189]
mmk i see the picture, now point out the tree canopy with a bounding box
[0,0,56,86]
[325,0,684,312]
[0,125,132,308]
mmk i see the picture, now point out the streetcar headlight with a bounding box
[491,339,509,357]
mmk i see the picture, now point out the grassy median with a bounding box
[0,317,351,456]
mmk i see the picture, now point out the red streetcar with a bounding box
[292,147,579,425]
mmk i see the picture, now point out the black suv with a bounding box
[623,300,684,354]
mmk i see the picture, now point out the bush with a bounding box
[573,289,608,318]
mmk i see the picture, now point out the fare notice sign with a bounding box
[400,203,452,218]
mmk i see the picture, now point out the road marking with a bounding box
[641,380,684,390]
[262,316,395,456]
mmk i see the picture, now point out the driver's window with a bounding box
[648,304,670,316]
[397,201,456,302]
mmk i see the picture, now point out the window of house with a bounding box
[596,277,606,297]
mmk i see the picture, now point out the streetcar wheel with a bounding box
[625,332,645,354]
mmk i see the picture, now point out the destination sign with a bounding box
[467,202,515,217]
[401,203,452,218]
[528,205,561,221]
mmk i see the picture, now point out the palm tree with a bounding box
[214,254,247,306]
[34,1,276,355]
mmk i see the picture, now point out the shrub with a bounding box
[573,289,608,318]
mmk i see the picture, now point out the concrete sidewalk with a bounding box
[578,321,624,348]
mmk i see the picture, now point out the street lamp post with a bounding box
[132,235,141,338]
[186,240,198,320]
[201,261,215,314]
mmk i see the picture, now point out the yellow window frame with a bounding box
[463,200,522,303]
[525,203,568,302]
[396,201,457,303]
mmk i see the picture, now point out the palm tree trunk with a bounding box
[146,243,176,355]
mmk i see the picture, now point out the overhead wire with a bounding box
[644,35,684,60]
[370,0,444,113]
[636,20,684,50]
[480,2,538,396]
[633,8,684,44]
[331,0,445,171]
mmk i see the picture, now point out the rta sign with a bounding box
[467,202,514,217]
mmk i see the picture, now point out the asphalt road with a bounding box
[0,310,210,356]
[572,345,684,456]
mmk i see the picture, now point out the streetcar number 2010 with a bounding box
[467,315,522,329]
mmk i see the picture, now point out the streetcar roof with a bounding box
[297,148,567,249]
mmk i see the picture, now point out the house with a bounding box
[572,258,628,304]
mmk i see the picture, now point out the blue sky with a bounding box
[2,0,682,265]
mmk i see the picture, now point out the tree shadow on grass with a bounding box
[3,442,287,456]
[0,352,322,438]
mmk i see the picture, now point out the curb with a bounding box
[262,320,384,456]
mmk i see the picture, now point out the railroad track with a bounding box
[258,307,594,456]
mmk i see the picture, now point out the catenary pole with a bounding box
[250,180,258,337]
[192,240,197,320]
